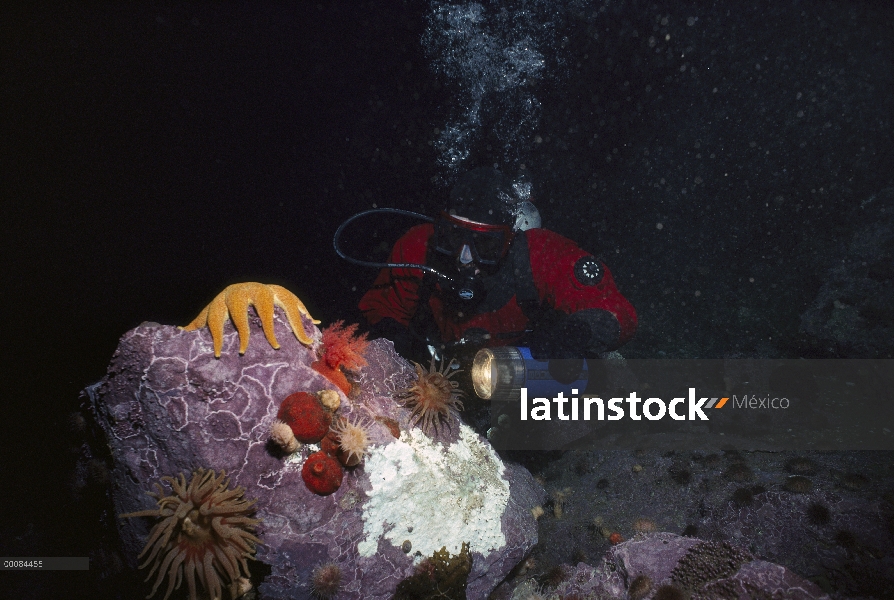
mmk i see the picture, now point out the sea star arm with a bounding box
[180,282,320,357]
[207,289,234,356]
[181,304,210,332]
[270,284,317,345]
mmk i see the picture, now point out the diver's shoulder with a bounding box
[522,227,578,248]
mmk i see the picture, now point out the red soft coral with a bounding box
[319,321,369,371]
[312,321,369,395]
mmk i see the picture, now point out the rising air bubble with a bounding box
[423,1,583,182]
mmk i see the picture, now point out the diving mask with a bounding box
[432,212,514,265]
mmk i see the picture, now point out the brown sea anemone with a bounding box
[330,415,374,466]
[120,468,261,600]
[395,356,465,435]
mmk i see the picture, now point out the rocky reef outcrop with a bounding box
[512,533,830,600]
[82,310,543,599]
[799,188,894,358]
[492,445,894,599]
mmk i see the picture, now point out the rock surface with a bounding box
[83,310,544,599]
[514,533,829,600]
[799,188,894,358]
[493,446,894,600]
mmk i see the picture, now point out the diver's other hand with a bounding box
[529,308,621,359]
[529,313,590,360]
[180,282,320,357]
[529,314,588,384]
[528,309,622,384]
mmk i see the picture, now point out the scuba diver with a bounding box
[355,167,637,364]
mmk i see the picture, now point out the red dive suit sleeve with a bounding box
[525,228,637,347]
[358,224,432,327]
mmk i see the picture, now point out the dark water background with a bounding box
[1,1,892,597]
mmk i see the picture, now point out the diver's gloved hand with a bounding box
[529,309,622,383]
[574,308,623,354]
[529,314,591,360]
[530,308,622,358]
[529,314,589,384]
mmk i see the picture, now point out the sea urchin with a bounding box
[120,468,261,600]
[310,562,342,598]
[396,356,465,435]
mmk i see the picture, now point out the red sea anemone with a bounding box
[395,357,465,435]
[120,468,261,600]
[319,429,341,457]
[277,391,332,443]
[311,321,369,395]
[302,451,344,495]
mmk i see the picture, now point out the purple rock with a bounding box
[83,310,544,599]
[542,532,829,600]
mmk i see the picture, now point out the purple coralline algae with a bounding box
[83,310,544,599]
[541,532,829,600]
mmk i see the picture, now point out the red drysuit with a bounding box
[359,223,636,353]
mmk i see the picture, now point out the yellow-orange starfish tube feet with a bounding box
[180,282,320,357]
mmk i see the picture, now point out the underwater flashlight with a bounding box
[471,346,590,402]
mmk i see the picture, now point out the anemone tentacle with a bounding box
[120,468,261,600]
[395,356,465,435]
